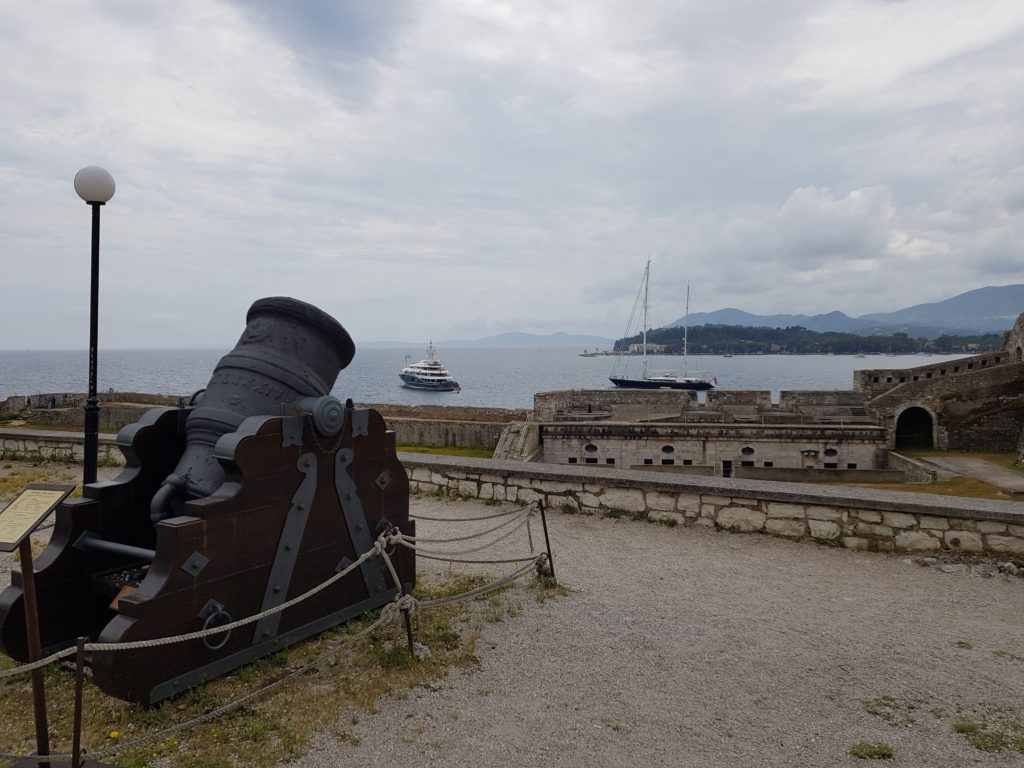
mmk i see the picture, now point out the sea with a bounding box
[0,348,971,411]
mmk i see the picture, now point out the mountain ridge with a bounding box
[670,284,1024,338]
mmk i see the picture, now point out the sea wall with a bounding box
[399,454,1024,557]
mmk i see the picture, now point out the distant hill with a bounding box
[668,284,1024,338]
[359,331,615,349]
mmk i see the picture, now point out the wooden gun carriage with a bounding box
[0,298,415,704]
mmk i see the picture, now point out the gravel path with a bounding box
[304,496,1024,768]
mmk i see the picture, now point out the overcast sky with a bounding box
[2,1,1023,349]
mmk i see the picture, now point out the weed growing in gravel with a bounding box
[993,649,1024,662]
[603,508,649,522]
[954,640,973,649]
[952,721,1024,753]
[862,696,923,726]
[849,742,894,759]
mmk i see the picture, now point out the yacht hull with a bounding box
[609,376,714,391]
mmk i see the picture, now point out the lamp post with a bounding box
[74,166,115,485]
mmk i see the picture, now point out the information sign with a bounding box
[0,484,74,552]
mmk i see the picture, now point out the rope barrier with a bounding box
[394,513,534,557]
[400,503,536,544]
[414,552,540,565]
[0,497,553,766]
[0,646,77,680]
[409,504,527,523]
[417,555,546,609]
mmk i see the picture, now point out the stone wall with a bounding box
[0,429,125,466]
[853,352,1015,395]
[400,454,1024,557]
[383,417,504,449]
[885,452,938,483]
[539,422,887,471]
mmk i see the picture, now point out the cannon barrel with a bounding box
[151,297,355,521]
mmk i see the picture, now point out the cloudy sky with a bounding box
[2,0,1023,349]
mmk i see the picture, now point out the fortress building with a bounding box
[494,314,1024,481]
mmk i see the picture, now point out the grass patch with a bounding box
[952,721,1024,752]
[0,465,88,502]
[396,445,495,459]
[904,450,1022,473]
[814,475,1014,501]
[849,742,894,759]
[0,573,521,768]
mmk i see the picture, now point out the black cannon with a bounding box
[0,297,415,704]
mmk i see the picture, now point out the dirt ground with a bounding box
[303,495,1024,768]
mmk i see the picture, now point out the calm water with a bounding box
[0,348,968,410]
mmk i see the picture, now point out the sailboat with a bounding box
[609,260,715,391]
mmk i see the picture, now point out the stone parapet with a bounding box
[0,428,125,466]
[399,454,1024,557]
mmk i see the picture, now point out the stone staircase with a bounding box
[492,421,542,461]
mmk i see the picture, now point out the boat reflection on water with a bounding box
[399,342,461,392]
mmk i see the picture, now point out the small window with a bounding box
[661,445,675,454]
[926,373,932,379]
[763,461,774,468]
[741,446,755,456]
[954,366,960,373]
[568,457,578,464]
[682,459,693,466]
[886,377,893,383]
[605,458,615,465]
[585,457,598,464]
[643,458,653,465]
[661,459,674,465]
[873,376,879,383]
[981,359,987,366]
[967,363,974,370]
[741,460,754,467]
[584,443,598,453]
[940,369,946,375]
[846,463,857,469]
[899,376,906,383]
[824,448,838,457]
[824,462,838,469]
[912,376,919,381]
[995,356,1002,363]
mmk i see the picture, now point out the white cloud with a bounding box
[0,0,1023,348]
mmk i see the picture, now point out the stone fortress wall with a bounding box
[522,314,1024,476]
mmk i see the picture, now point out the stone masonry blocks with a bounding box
[717,507,766,532]
[599,487,647,512]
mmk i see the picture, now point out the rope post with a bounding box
[538,501,556,583]
[71,637,86,768]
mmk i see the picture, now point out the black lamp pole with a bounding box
[84,201,103,484]
[74,166,115,486]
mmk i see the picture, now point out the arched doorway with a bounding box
[895,407,934,449]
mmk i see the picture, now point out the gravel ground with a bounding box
[2,464,1023,766]
[304,495,1024,768]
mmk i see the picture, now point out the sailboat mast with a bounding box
[683,283,690,374]
[642,259,650,378]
